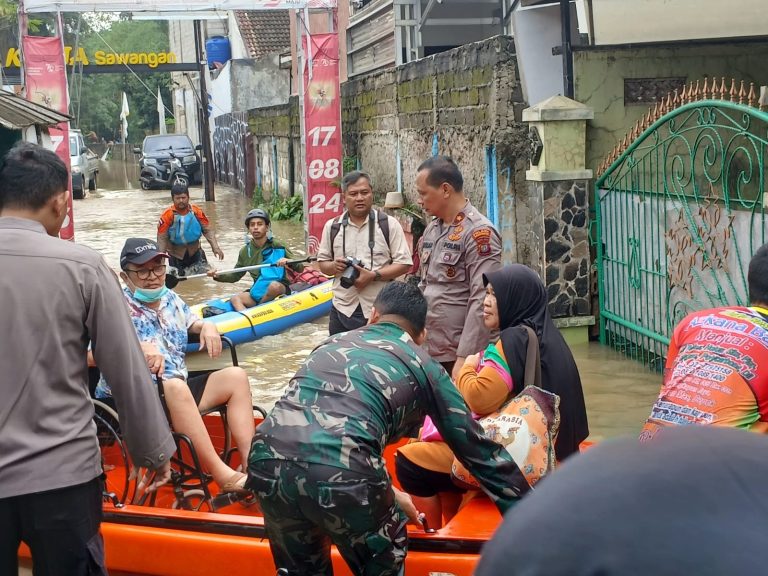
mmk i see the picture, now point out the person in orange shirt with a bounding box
[157,183,224,276]
[641,243,768,440]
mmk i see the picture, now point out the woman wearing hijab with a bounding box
[395,264,589,528]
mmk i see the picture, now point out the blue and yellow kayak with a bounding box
[187,280,333,350]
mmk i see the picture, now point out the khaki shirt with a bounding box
[0,217,175,498]
[419,201,501,362]
[317,209,413,318]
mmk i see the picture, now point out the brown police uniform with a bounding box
[418,201,501,365]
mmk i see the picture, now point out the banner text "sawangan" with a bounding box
[4,47,179,68]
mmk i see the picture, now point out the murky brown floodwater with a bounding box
[75,158,662,439]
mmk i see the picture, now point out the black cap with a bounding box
[120,238,168,269]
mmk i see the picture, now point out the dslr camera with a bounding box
[339,257,363,288]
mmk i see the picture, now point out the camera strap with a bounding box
[368,211,376,268]
[339,210,376,269]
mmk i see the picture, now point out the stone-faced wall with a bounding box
[341,35,532,266]
[538,179,591,317]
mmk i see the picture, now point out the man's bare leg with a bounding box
[162,378,241,488]
[229,292,257,312]
[197,366,255,462]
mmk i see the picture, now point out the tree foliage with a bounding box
[73,19,172,143]
[0,7,174,143]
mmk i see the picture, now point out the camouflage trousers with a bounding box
[247,460,408,576]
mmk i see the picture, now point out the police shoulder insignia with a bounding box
[472,228,493,256]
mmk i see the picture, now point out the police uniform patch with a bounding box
[446,266,456,278]
[448,233,462,241]
[453,213,466,225]
[472,228,492,256]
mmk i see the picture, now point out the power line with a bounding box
[91,26,176,119]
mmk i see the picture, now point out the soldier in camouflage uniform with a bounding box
[248,281,528,576]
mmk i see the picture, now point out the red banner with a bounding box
[22,35,74,241]
[303,33,343,254]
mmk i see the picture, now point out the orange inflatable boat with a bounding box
[20,414,502,576]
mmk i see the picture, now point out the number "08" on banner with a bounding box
[308,158,340,180]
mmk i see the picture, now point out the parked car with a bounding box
[135,134,202,189]
[70,129,99,199]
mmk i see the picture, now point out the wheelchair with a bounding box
[92,397,130,506]
[91,335,266,512]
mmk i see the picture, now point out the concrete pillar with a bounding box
[523,95,594,343]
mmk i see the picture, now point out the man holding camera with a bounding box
[318,171,412,335]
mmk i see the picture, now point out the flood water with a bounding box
[76,158,662,440]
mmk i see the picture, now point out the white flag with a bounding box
[157,87,167,135]
[120,92,130,142]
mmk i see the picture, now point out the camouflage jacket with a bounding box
[250,322,528,512]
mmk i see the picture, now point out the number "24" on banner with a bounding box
[309,193,342,214]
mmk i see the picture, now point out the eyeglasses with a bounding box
[126,264,166,280]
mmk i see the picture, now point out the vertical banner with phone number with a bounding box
[303,32,342,254]
[22,35,74,241]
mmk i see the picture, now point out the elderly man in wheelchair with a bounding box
[94,238,254,499]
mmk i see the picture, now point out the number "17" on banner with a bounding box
[308,126,336,147]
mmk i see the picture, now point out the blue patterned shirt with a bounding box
[96,288,199,398]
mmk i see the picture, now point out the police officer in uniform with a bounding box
[416,155,502,380]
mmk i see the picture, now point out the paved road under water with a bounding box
[77,162,662,440]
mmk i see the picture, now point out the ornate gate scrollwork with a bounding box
[594,79,768,367]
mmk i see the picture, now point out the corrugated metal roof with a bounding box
[0,89,70,130]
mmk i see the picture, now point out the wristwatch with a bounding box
[374,270,382,281]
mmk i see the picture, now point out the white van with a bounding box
[69,130,98,199]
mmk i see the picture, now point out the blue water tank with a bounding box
[206,36,231,70]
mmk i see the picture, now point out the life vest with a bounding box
[249,246,286,302]
[168,211,203,245]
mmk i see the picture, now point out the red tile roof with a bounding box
[234,10,291,59]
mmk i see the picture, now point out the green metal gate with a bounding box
[594,88,768,368]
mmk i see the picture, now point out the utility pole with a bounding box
[560,0,574,98]
[193,19,215,201]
